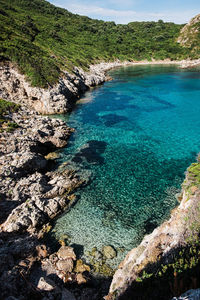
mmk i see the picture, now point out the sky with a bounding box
[49,0,200,24]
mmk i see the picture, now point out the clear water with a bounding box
[52,65,200,268]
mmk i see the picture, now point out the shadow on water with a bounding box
[72,140,107,165]
[100,114,128,127]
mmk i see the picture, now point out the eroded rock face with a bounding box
[0,61,136,115]
[177,14,200,47]
[107,157,200,299]
[0,63,106,115]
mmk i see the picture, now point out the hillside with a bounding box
[177,14,200,56]
[0,0,190,88]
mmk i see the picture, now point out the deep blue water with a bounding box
[52,65,200,267]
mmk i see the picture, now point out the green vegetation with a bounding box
[0,98,20,132]
[136,244,200,283]
[133,243,200,299]
[187,162,200,186]
[0,0,192,88]
[182,159,200,200]
[0,98,20,116]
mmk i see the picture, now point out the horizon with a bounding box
[49,0,200,24]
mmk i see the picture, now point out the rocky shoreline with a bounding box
[0,102,96,298]
[0,59,200,299]
[0,60,127,299]
[1,59,200,116]
[0,101,117,299]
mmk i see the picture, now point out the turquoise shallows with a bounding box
[52,65,200,267]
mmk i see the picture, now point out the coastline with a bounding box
[0,59,200,299]
[1,58,200,116]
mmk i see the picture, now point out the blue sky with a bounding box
[49,0,200,24]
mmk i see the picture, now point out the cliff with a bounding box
[177,14,200,57]
[0,62,105,114]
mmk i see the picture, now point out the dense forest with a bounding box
[0,0,196,87]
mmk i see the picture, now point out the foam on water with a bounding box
[51,65,200,268]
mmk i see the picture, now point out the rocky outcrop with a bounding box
[0,104,89,232]
[0,62,105,114]
[106,156,200,299]
[0,61,131,115]
[177,14,200,57]
[177,14,200,47]
[180,59,200,68]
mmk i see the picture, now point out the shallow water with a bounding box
[52,65,200,267]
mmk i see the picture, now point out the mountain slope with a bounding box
[0,0,192,87]
[177,14,200,57]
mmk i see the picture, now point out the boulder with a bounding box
[57,246,76,260]
[74,259,90,273]
[56,259,74,273]
[102,245,117,259]
[37,277,56,291]
[76,273,87,285]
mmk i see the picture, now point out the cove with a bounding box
[51,64,200,268]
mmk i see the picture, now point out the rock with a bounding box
[0,61,136,116]
[90,247,103,260]
[172,289,200,299]
[74,259,90,273]
[76,273,87,285]
[37,277,56,291]
[0,151,47,179]
[36,244,48,258]
[56,259,74,273]
[1,168,84,232]
[57,246,76,260]
[191,185,198,194]
[45,152,60,160]
[102,245,117,259]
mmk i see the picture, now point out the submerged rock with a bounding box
[74,259,91,273]
[102,246,117,260]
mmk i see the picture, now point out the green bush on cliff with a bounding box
[0,0,191,87]
[0,98,20,116]
[0,98,20,131]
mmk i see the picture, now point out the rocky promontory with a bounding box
[0,99,94,299]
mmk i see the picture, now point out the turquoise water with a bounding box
[52,65,200,267]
